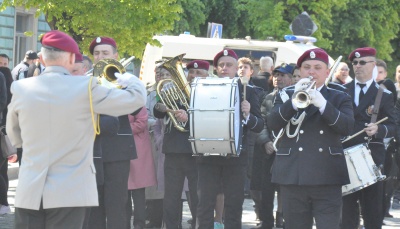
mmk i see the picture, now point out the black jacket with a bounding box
[343,81,396,165]
[268,86,354,185]
[101,115,138,162]
[153,102,192,154]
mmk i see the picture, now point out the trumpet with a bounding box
[292,76,316,109]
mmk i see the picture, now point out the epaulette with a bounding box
[282,85,295,92]
[383,88,392,94]
[327,82,348,93]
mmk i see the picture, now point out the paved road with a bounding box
[2,164,400,229]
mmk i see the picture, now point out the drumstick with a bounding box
[241,76,249,100]
[241,76,249,117]
[342,117,388,143]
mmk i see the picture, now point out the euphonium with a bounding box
[292,76,316,109]
[156,53,191,132]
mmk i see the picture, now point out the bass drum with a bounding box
[189,77,242,156]
[342,144,386,196]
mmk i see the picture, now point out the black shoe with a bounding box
[385,212,394,218]
[250,221,271,229]
[144,222,161,228]
[276,212,285,228]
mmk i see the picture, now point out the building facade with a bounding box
[0,6,50,68]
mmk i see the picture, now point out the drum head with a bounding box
[189,77,242,156]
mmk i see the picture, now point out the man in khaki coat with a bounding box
[7,30,146,229]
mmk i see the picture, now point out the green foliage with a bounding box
[0,0,181,59]
[170,0,206,35]
[199,0,242,38]
[2,0,400,75]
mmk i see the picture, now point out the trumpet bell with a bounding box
[93,58,126,88]
[292,77,316,109]
[292,91,312,109]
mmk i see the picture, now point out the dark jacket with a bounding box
[343,81,396,166]
[93,115,119,185]
[101,115,138,162]
[153,102,192,154]
[268,86,354,185]
[252,72,271,92]
[0,72,7,114]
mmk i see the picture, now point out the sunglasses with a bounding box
[352,60,375,66]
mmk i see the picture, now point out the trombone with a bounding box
[325,55,343,85]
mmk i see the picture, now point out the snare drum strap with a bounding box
[371,85,384,123]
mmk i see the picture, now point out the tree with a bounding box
[244,0,347,48]
[242,0,400,77]
[198,0,242,38]
[0,0,182,58]
[330,0,400,77]
[170,0,206,36]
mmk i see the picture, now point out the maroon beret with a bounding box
[187,60,210,71]
[213,49,238,67]
[348,47,376,61]
[297,48,329,67]
[41,30,80,55]
[75,52,83,63]
[89,37,117,55]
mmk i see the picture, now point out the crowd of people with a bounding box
[0,29,400,229]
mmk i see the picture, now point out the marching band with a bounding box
[1,30,399,229]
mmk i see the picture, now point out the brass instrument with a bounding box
[325,55,343,85]
[88,56,135,88]
[156,53,190,132]
[292,76,316,109]
[93,58,126,88]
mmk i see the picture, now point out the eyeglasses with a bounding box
[352,60,375,66]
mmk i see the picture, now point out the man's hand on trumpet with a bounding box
[294,77,312,92]
[309,89,327,109]
[364,123,378,136]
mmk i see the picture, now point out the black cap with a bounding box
[25,50,38,60]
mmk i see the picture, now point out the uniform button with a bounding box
[299,147,303,151]
[300,130,304,134]
[320,130,324,134]
[319,148,323,152]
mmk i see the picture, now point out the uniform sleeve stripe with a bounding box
[329,111,340,126]
[279,107,288,122]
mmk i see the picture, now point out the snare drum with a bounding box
[188,77,242,156]
[342,144,386,196]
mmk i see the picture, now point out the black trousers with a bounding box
[281,185,342,229]
[196,163,246,229]
[259,157,277,228]
[163,154,198,228]
[88,160,130,229]
[126,188,146,228]
[146,199,163,226]
[0,154,8,205]
[15,203,87,229]
[342,181,383,229]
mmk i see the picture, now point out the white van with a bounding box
[139,34,333,87]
